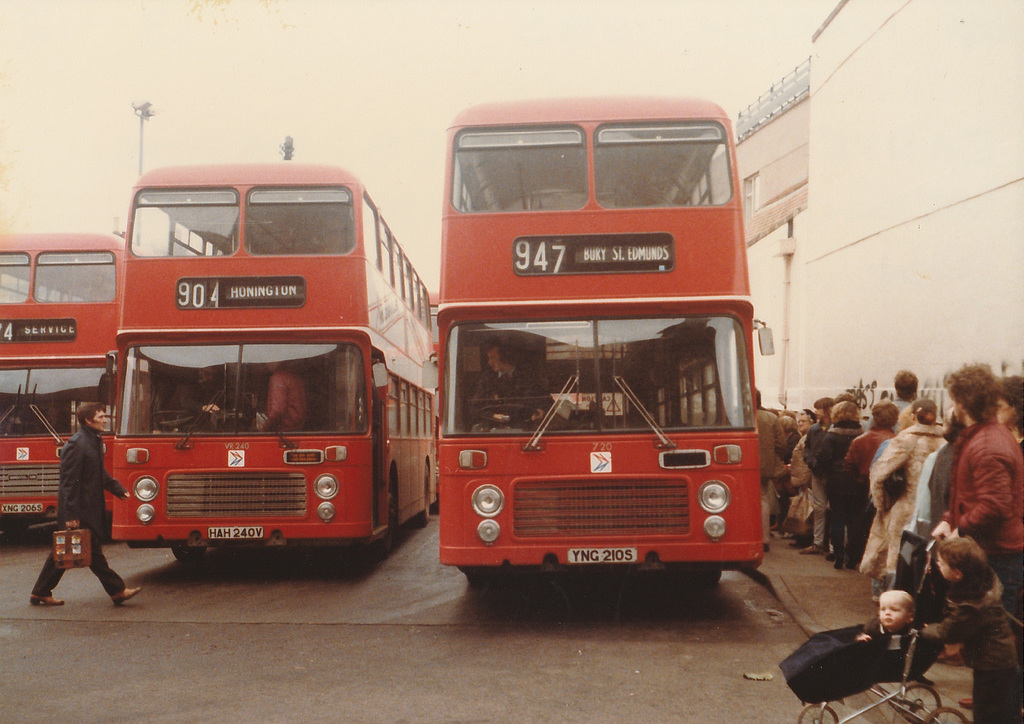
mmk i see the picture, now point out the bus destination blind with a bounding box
[512,233,674,276]
[1,318,77,343]
[176,276,306,309]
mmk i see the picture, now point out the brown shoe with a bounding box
[799,545,823,555]
[30,594,65,606]
[111,586,141,605]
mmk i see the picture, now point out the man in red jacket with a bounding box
[932,364,1023,616]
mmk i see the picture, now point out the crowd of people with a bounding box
[759,365,1023,721]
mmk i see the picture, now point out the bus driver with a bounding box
[472,341,547,428]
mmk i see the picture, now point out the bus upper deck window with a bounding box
[34,251,116,303]
[132,190,239,257]
[594,123,733,209]
[0,253,31,304]
[246,188,356,256]
[452,127,588,213]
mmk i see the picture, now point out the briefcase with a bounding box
[52,528,92,569]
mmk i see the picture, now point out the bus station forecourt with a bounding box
[2,97,977,721]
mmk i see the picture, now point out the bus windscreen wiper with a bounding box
[274,429,298,450]
[29,404,66,447]
[175,390,224,450]
[523,375,579,452]
[0,404,16,433]
[613,375,676,450]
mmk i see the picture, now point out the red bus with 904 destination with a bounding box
[111,164,435,561]
[1,233,123,536]
[438,97,766,585]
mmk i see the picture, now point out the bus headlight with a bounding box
[471,485,504,517]
[698,480,730,513]
[133,476,159,502]
[136,504,155,524]
[477,519,500,544]
[704,515,726,541]
[314,474,339,500]
[317,502,336,522]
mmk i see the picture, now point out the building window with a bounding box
[743,174,760,221]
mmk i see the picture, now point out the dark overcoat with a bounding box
[57,426,126,534]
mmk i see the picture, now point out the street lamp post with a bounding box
[132,102,155,176]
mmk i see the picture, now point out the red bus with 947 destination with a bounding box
[1,233,123,536]
[111,164,435,562]
[438,97,769,586]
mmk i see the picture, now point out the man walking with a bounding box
[30,402,141,606]
[800,397,834,555]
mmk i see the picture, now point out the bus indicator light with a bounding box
[713,445,742,464]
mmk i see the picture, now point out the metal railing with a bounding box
[737,58,811,140]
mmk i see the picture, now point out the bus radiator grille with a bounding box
[166,472,307,518]
[512,480,689,537]
[0,464,60,496]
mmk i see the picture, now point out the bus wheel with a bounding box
[375,474,400,559]
[171,545,206,564]
[690,566,722,586]
[460,567,493,589]
[411,466,430,529]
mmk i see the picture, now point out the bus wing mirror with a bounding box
[756,325,775,356]
[372,362,389,388]
[106,351,118,377]
[422,357,439,389]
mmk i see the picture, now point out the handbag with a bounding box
[881,467,907,504]
[52,528,92,569]
[780,488,814,537]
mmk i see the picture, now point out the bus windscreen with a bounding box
[444,316,753,436]
[120,342,367,436]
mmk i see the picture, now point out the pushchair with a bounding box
[780,535,967,723]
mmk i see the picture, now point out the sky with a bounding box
[0,0,839,288]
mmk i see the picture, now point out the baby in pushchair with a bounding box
[780,588,958,723]
[856,590,915,643]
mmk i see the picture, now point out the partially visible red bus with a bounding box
[1,234,123,535]
[438,98,762,584]
[112,164,435,560]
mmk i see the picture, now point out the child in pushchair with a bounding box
[780,572,966,722]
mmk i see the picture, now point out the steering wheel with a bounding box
[153,410,196,431]
[473,402,538,425]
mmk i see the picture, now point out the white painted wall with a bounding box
[783,0,1024,411]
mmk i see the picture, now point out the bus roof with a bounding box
[449,97,730,129]
[0,233,124,254]
[134,163,363,189]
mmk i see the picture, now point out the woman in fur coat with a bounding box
[859,399,945,584]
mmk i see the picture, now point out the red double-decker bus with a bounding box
[112,164,434,561]
[438,98,763,584]
[1,234,122,535]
